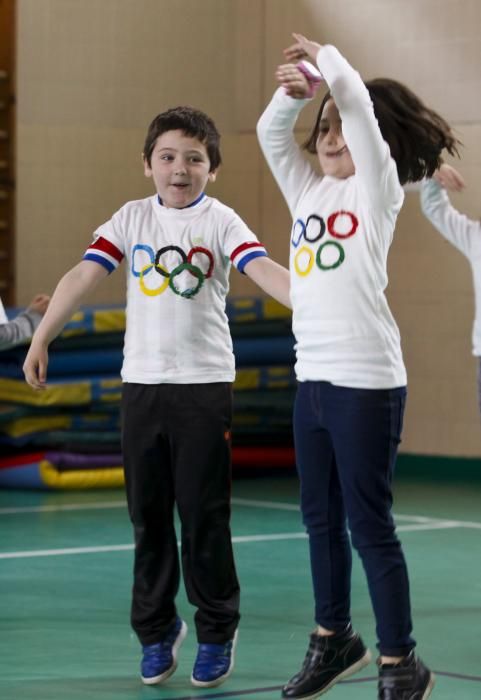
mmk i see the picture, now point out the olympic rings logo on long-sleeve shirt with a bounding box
[131,243,215,299]
[291,210,359,275]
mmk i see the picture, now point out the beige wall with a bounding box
[16,0,481,456]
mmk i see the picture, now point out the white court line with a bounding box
[0,532,307,560]
[0,501,479,534]
[0,497,297,516]
[0,496,476,520]
[396,521,462,532]
[232,497,299,511]
[0,543,134,559]
[1,496,480,530]
[394,514,439,522]
[0,519,474,560]
[0,498,481,532]
[0,500,126,515]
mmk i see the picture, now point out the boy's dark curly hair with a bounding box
[143,106,221,172]
[304,78,459,184]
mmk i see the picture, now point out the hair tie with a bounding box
[296,61,324,98]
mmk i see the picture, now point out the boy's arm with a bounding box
[243,256,291,309]
[23,260,109,389]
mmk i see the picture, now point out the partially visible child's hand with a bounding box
[276,63,312,99]
[27,294,50,315]
[284,33,323,63]
[433,164,465,192]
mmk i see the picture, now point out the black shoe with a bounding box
[281,626,372,699]
[378,651,435,700]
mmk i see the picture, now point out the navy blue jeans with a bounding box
[293,381,414,656]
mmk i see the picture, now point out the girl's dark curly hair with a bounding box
[304,78,460,185]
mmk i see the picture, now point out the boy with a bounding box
[23,106,290,689]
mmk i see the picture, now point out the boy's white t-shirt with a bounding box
[83,194,267,383]
[257,45,406,389]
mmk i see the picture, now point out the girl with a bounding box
[257,33,458,700]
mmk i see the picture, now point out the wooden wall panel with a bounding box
[0,0,15,304]
[15,0,481,455]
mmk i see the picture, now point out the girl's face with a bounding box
[316,98,355,179]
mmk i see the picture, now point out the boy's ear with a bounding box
[208,168,218,183]
[142,153,152,177]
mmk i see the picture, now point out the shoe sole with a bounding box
[191,628,239,688]
[141,620,188,685]
[282,648,373,700]
[422,672,436,700]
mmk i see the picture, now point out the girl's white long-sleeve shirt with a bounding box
[257,45,406,389]
[421,179,481,356]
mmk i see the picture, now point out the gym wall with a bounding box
[15,0,481,456]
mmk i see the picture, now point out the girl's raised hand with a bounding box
[284,33,323,63]
[275,63,311,99]
[433,163,466,192]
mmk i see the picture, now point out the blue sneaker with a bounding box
[191,629,238,688]
[141,617,188,685]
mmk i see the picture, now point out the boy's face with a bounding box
[144,130,217,208]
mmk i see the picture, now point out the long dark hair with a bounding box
[304,78,460,184]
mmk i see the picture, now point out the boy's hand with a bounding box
[27,294,50,315]
[433,164,465,192]
[23,341,49,390]
[276,63,312,99]
[284,33,323,63]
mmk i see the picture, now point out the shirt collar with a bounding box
[157,192,206,209]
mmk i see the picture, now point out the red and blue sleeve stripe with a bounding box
[230,241,267,274]
[83,237,124,274]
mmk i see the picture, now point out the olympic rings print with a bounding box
[316,241,345,270]
[132,244,215,299]
[294,246,314,277]
[291,210,359,274]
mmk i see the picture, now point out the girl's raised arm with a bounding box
[287,34,402,209]
[257,61,320,217]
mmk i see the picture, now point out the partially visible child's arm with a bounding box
[421,164,479,255]
[0,294,50,351]
[243,256,291,309]
[23,261,109,389]
[432,163,465,192]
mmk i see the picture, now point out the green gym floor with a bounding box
[1,472,480,700]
